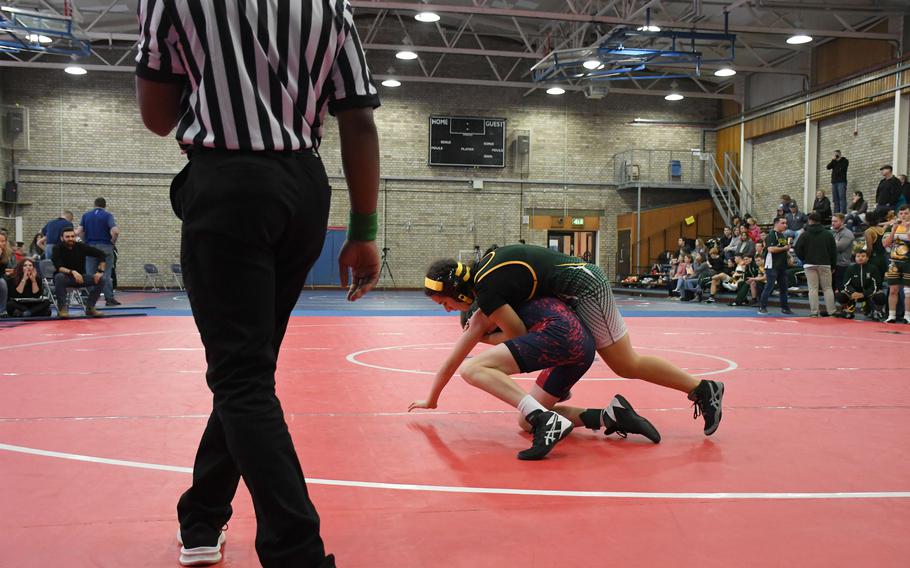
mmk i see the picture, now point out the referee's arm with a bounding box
[136,78,183,136]
[134,0,186,136]
[337,108,379,215]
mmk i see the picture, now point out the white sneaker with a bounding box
[177,528,226,566]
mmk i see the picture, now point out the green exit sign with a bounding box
[572,217,585,226]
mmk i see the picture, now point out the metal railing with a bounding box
[612,148,707,186]
[702,151,751,226]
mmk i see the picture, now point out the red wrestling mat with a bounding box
[1,316,908,567]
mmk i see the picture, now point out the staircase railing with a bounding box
[701,151,751,226]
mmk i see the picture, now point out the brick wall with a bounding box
[5,67,718,286]
[750,127,805,223]
[749,102,896,225]
[816,102,895,203]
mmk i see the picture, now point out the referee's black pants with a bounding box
[171,149,334,567]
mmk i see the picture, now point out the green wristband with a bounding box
[348,211,378,241]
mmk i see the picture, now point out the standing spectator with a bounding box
[795,213,837,317]
[882,205,910,323]
[40,210,74,263]
[78,198,120,306]
[135,1,381,566]
[813,190,833,225]
[758,217,794,315]
[51,228,108,318]
[875,165,902,214]
[784,202,808,238]
[835,249,885,320]
[830,214,854,291]
[5,258,52,318]
[826,150,849,214]
[845,191,868,230]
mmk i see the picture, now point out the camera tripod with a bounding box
[379,247,396,289]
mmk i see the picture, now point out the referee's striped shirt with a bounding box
[135,0,380,151]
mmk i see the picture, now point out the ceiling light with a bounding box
[583,59,602,70]
[714,67,736,77]
[664,92,684,101]
[64,65,87,75]
[637,25,661,32]
[414,12,440,23]
[26,33,52,44]
[786,34,812,45]
[546,86,565,95]
[395,50,418,60]
[381,79,401,87]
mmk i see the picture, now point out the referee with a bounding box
[135,2,380,567]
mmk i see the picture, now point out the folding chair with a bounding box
[143,263,163,291]
[171,263,184,291]
[38,258,86,312]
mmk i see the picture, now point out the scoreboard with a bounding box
[428,116,506,167]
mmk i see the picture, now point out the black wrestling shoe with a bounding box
[602,394,661,443]
[517,410,573,461]
[688,380,725,436]
[105,298,122,306]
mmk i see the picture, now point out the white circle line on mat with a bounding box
[345,343,738,379]
[0,442,906,500]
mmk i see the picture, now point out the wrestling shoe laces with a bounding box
[602,395,661,443]
[517,410,573,461]
[688,380,725,436]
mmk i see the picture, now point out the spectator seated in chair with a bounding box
[728,255,762,306]
[845,191,867,231]
[835,249,885,320]
[667,253,691,296]
[673,252,712,301]
[813,190,833,226]
[705,254,742,303]
[0,232,17,317]
[51,228,109,319]
[5,258,51,318]
[784,202,808,238]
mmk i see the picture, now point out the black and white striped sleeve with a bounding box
[135,0,186,83]
[327,1,380,116]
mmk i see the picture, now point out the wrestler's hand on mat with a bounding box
[408,400,437,411]
[338,240,380,301]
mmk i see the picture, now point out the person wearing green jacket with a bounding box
[794,212,838,317]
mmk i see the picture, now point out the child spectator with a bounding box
[668,254,691,296]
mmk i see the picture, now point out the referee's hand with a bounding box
[339,240,380,301]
